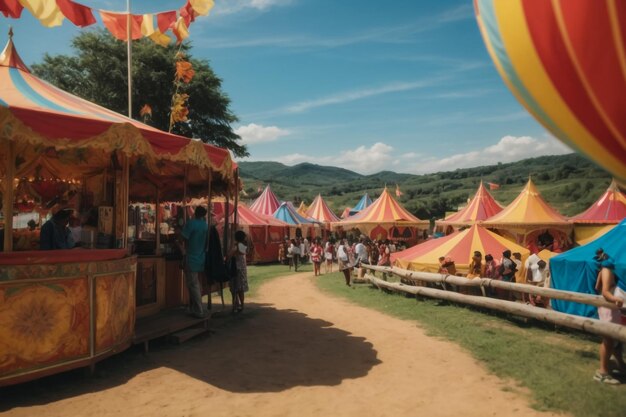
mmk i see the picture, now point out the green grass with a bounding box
[316,273,626,417]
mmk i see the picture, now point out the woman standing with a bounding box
[310,238,323,276]
[324,239,335,273]
[229,230,249,313]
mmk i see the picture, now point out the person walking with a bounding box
[310,238,323,276]
[178,206,209,318]
[337,239,353,286]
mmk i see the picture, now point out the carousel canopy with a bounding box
[249,185,280,216]
[337,188,428,227]
[306,194,340,223]
[391,224,530,273]
[273,202,318,226]
[438,181,503,227]
[482,179,569,228]
[349,193,373,215]
[570,179,626,224]
[0,36,235,181]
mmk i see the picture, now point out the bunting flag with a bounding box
[156,10,177,33]
[190,0,215,15]
[395,184,403,197]
[487,182,500,190]
[2,0,210,47]
[0,0,24,18]
[99,11,143,41]
[171,16,189,44]
[20,0,65,27]
[55,0,95,27]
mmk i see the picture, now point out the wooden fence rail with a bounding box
[364,273,626,344]
[362,264,620,310]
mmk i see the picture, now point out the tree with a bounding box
[31,29,248,157]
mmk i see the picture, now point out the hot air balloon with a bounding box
[474,0,626,182]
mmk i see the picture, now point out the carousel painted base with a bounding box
[0,252,136,387]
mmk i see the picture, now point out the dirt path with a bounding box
[1,272,563,417]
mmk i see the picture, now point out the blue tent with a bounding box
[550,219,626,318]
[349,193,373,216]
[273,202,318,225]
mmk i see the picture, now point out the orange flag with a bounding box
[99,11,143,41]
[56,0,96,27]
[488,182,500,190]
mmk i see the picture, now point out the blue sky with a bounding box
[1,0,571,174]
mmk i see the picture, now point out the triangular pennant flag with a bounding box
[179,0,197,27]
[171,16,189,44]
[55,0,95,27]
[149,29,171,47]
[156,10,176,33]
[99,10,143,41]
[19,0,64,27]
[190,0,214,16]
[0,0,24,18]
[141,13,155,36]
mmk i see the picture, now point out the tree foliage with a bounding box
[32,29,248,157]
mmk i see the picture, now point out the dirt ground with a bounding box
[0,272,565,417]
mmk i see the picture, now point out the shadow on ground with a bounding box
[0,302,380,411]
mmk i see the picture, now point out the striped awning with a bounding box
[306,194,340,223]
[249,185,281,216]
[571,179,626,224]
[438,181,503,227]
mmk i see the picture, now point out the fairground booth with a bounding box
[333,188,429,245]
[0,37,238,386]
[273,201,321,240]
[305,194,339,240]
[435,181,503,235]
[482,179,573,253]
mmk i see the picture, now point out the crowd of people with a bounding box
[277,235,407,286]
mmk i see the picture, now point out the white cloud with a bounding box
[412,135,572,174]
[234,123,290,144]
[284,78,444,114]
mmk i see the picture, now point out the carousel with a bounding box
[0,35,238,386]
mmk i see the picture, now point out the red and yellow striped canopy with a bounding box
[296,201,309,217]
[306,194,340,223]
[249,185,281,216]
[336,188,428,227]
[475,0,626,182]
[438,181,503,227]
[571,179,626,224]
[216,203,288,227]
[483,179,569,228]
[391,224,529,274]
[0,37,234,179]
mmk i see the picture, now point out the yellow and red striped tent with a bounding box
[437,181,503,230]
[482,179,572,249]
[333,188,428,242]
[475,0,626,182]
[391,225,529,275]
[306,194,340,223]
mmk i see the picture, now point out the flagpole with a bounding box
[126,0,132,118]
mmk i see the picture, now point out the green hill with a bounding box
[238,154,614,220]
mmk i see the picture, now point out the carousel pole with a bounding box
[155,187,161,255]
[126,0,133,118]
[2,139,15,252]
[233,169,239,235]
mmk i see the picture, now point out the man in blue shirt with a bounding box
[40,209,75,250]
[179,206,209,318]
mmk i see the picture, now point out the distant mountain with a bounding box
[238,154,613,220]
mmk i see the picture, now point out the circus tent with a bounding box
[215,203,288,263]
[306,194,340,223]
[273,202,320,239]
[436,181,503,232]
[482,179,572,252]
[340,207,352,219]
[249,185,280,216]
[334,188,428,243]
[349,193,372,216]
[391,224,529,276]
[570,180,626,244]
[296,201,309,217]
[0,36,235,196]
